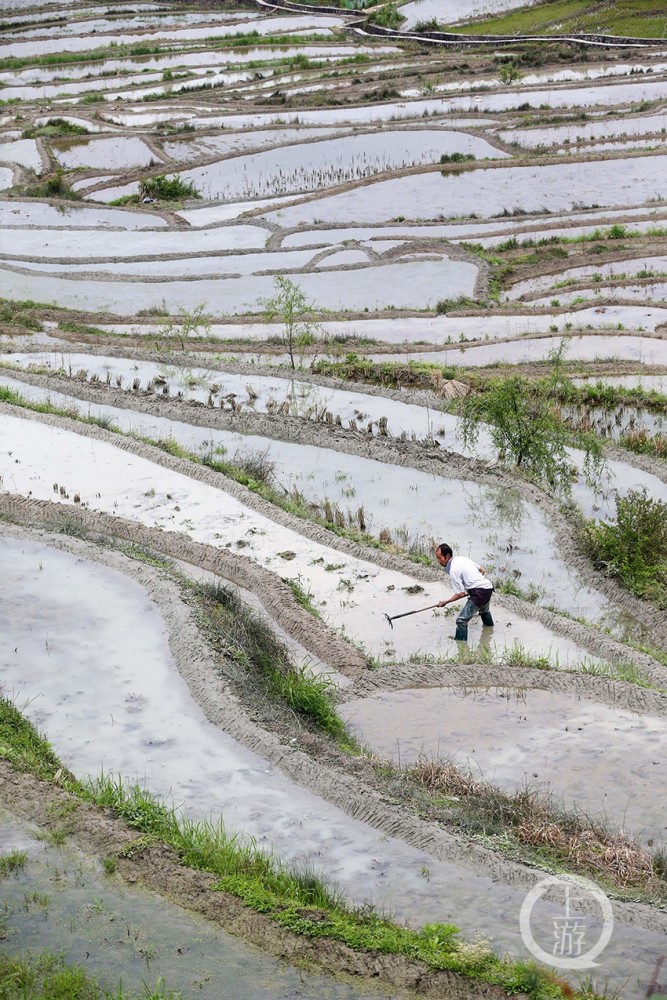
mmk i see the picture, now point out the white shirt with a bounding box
[447,555,493,594]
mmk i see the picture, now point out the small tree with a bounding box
[263,276,320,370]
[158,303,211,352]
[457,344,605,498]
[498,62,522,86]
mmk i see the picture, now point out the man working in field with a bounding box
[434,543,494,642]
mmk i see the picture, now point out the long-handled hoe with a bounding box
[384,603,441,629]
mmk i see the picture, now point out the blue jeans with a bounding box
[456,596,494,636]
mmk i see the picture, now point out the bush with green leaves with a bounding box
[440,152,475,164]
[139,174,200,202]
[457,347,605,498]
[367,2,404,28]
[583,488,667,606]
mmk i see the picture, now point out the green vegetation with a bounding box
[156,304,211,350]
[193,581,351,743]
[0,298,45,331]
[0,953,182,999]
[141,174,200,201]
[584,488,667,607]
[21,117,89,139]
[0,849,27,876]
[0,693,647,991]
[0,34,331,74]
[447,0,667,37]
[439,152,476,164]
[457,347,606,497]
[0,384,114,431]
[0,696,78,786]
[367,2,404,28]
[17,168,80,201]
[313,353,459,388]
[283,576,322,619]
[263,276,321,370]
[498,61,522,84]
[81,775,612,999]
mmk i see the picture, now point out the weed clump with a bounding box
[139,174,200,201]
[408,755,666,897]
[21,117,89,138]
[439,152,475,164]
[583,488,667,607]
[19,168,80,200]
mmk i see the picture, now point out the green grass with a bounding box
[0,952,182,999]
[0,849,27,876]
[448,0,667,36]
[79,777,604,999]
[0,695,630,996]
[16,169,81,201]
[0,697,79,786]
[193,581,352,743]
[0,34,331,74]
[21,117,89,139]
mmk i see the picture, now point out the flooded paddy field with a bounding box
[2,1,667,998]
[339,683,667,846]
[0,818,402,1000]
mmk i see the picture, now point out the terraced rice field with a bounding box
[1,1,667,998]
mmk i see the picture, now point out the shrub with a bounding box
[583,488,667,606]
[21,117,88,138]
[367,2,404,28]
[440,152,475,164]
[139,174,200,201]
[457,345,605,497]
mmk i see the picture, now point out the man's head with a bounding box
[435,543,453,567]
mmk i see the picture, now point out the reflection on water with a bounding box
[0,818,396,1000]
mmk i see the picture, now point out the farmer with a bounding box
[434,543,494,642]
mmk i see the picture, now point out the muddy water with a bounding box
[164,126,342,162]
[0,410,603,668]
[532,284,667,306]
[0,138,42,172]
[0,258,478,314]
[279,206,667,251]
[5,346,667,521]
[574,374,667,393]
[370,334,667,368]
[1,47,379,87]
[94,302,667,339]
[0,819,392,1000]
[265,155,667,227]
[506,256,667,300]
[0,530,662,999]
[3,16,347,58]
[401,0,541,26]
[173,131,509,202]
[497,113,667,148]
[0,371,610,621]
[3,224,270,258]
[339,685,667,846]
[0,201,168,230]
[53,137,160,171]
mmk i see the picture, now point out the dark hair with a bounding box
[436,543,453,558]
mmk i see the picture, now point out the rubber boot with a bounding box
[480,612,494,627]
[453,624,468,641]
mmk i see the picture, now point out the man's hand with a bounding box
[437,599,449,608]
[479,566,486,575]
